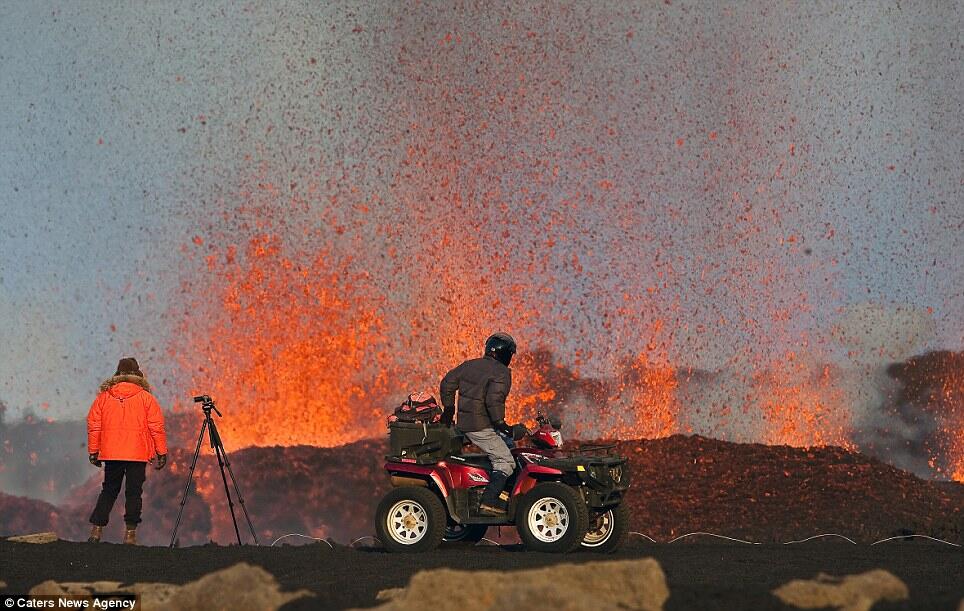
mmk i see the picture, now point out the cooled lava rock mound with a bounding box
[55,451,214,546]
[0,492,62,535]
[51,441,388,546]
[597,435,962,543]
[188,440,391,545]
[7,435,962,546]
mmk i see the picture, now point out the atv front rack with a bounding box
[576,443,618,456]
[537,454,630,509]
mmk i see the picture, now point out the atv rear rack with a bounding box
[387,440,445,464]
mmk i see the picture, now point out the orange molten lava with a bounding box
[173,212,686,447]
[619,353,679,439]
[176,230,393,448]
[942,366,964,482]
[754,357,851,448]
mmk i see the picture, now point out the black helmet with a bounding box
[484,332,517,366]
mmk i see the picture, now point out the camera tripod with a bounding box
[169,395,258,547]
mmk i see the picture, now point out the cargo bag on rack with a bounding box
[388,421,458,462]
[387,392,443,425]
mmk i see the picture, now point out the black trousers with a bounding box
[89,461,147,527]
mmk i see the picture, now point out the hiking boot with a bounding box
[123,527,137,545]
[87,525,104,543]
[478,471,509,517]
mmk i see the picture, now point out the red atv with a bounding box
[376,413,630,553]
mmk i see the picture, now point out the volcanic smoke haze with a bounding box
[1,0,962,502]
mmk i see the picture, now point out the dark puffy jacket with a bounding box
[439,355,512,432]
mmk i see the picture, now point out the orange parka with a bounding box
[87,375,168,461]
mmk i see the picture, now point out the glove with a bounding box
[88,453,102,467]
[153,454,167,470]
[440,406,454,427]
[511,423,529,441]
[494,420,513,436]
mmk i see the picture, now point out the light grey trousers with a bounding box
[465,428,515,476]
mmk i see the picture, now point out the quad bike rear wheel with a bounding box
[581,502,629,553]
[375,486,446,553]
[443,522,488,546]
[516,482,589,553]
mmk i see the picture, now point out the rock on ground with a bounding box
[29,562,311,611]
[376,588,406,601]
[359,558,668,611]
[6,532,58,544]
[772,569,909,611]
[30,580,178,607]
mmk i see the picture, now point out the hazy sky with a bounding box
[0,1,961,422]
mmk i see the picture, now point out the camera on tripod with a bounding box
[171,392,256,547]
[192,395,221,416]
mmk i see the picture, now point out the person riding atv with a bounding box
[378,408,631,553]
[439,332,520,516]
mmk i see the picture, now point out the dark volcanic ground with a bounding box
[1,538,961,610]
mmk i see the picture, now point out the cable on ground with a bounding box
[667,532,760,545]
[783,533,857,545]
[869,534,960,547]
[269,533,334,548]
[628,531,658,543]
[268,530,961,548]
[349,535,381,547]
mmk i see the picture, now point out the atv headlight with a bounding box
[550,430,563,448]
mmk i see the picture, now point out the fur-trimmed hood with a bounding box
[100,374,151,393]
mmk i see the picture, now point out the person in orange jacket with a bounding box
[86,357,168,544]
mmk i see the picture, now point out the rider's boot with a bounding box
[478,471,509,516]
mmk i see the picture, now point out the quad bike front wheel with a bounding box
[516,482,589,553]
[442,521,488,546]
[581,503,629,553]
[375,486,446,553]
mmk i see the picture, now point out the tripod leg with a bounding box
[169,419,208,548]
[209,421,243,545]
[214,433,260,545]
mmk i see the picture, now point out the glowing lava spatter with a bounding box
[754,357,852,448]
[939,361,963,482]
[174,204,395,448]
[162,5,959,483]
